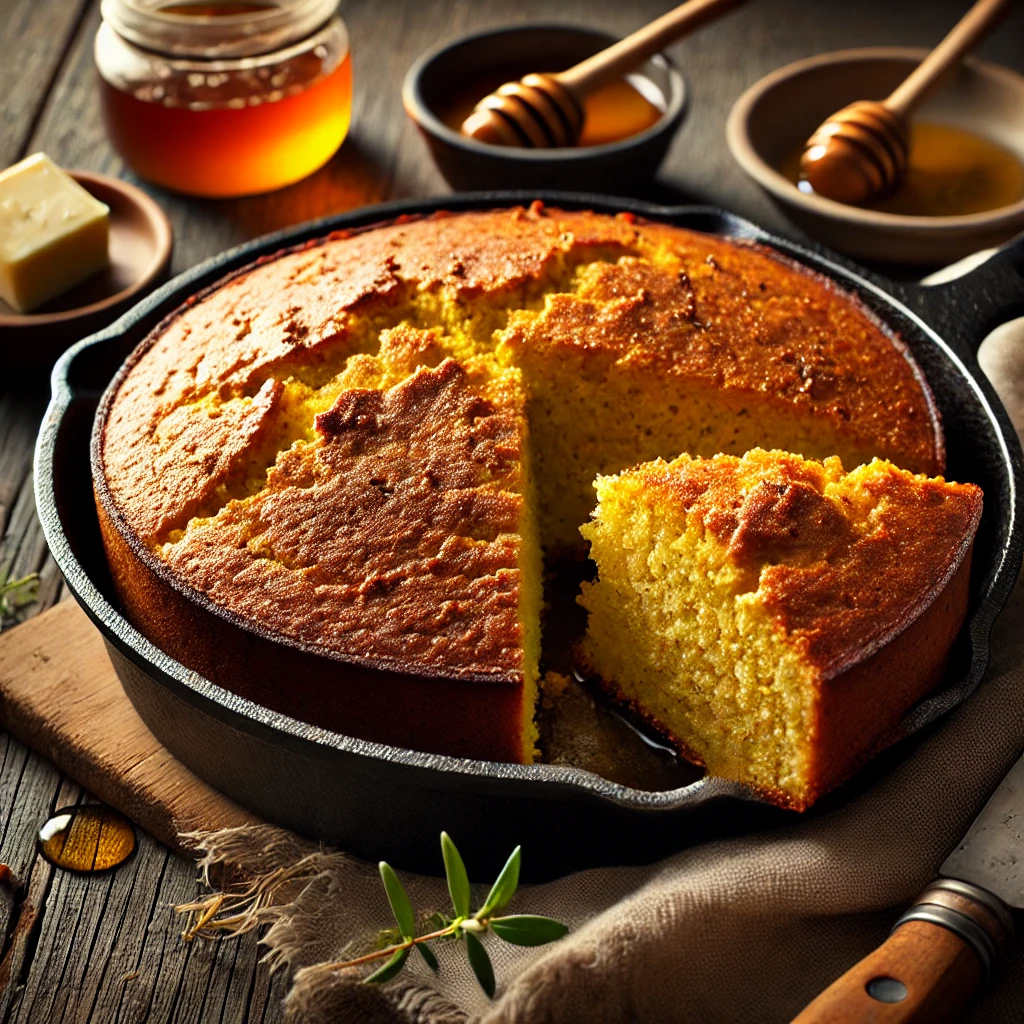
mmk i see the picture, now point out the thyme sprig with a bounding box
[0,569,39,623]
[329,832,568,997]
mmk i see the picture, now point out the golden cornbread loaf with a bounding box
[95,203,945,767]
[578,449,982,810]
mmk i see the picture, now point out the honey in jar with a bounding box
[95,0,351,197]
[440,68,665,148]
[783,122,1024,217]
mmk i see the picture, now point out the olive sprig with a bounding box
[330,832,568,997]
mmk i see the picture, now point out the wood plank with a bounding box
[6,824,284,1024]
[0,602,259,852]
[0,609,285,1024]
[0,775,78,1023]
[0,382,60,632]
[0,0,90,168]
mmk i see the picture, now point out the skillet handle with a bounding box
[895,234,1024,357]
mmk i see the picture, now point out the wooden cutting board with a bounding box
[0,599,260,854]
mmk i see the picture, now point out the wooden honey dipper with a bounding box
[461,0,747,148]
[800,0,1012,206]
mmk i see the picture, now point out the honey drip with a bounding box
[38,805,137,873]
[783,122,1024,216]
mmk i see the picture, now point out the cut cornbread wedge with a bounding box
[0,153,109,313]
[578,449,982,809]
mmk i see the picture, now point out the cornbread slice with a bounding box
[578,449,982,809]
[101,355,542,763]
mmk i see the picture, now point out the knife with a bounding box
[792,751,1021,1023]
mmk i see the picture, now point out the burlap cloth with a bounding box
[184,260,1024,1024]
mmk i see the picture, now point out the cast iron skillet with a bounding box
[35,192,1024,880]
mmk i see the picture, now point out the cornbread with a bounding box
[579,449,982,810]
[95,204,945,768]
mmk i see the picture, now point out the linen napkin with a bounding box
[181,260,1024,1024]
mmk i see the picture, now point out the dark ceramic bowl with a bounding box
[402,25,687,191]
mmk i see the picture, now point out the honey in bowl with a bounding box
[440,69,665,147]
[95,0,352,197]
[782,122,1024,216]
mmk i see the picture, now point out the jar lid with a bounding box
[100,0,339,59]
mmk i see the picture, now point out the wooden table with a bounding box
[1,1,1022,1019]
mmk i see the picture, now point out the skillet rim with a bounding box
[36,190,1024,815]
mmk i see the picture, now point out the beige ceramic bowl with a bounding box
[727,48,1024,264]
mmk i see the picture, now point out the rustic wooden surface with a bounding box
[1,0,1022,1020]
[0,602,260,853]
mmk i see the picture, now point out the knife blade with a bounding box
[941,749,1024,908]
[791,750,1023,1023]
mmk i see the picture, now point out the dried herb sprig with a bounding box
[328,832,567,997]
[0,569,39,623]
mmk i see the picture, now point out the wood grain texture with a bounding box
[0,0,90,168]
[0,601,259,851]
[3,0,1024,1020]
[791,921,982,1024]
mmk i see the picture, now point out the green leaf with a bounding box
[489,915,569,947]
[416,941,439,972]
[440,832,471,919]
[364,946,409,984]
[379,862,416,938]
[464,931,495,997]
[476,846,521,919]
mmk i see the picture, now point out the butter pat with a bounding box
[0,153,110,313]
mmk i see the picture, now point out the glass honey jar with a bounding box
[95,0,351,197]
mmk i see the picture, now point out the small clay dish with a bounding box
[402,24,687,192]
[727,48,1024,265]
[0,171,172,369]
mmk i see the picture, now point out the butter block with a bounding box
[0,153,110,313]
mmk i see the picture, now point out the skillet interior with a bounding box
[36,193,1024,878]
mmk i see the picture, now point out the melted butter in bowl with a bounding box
[782,122,1024,217]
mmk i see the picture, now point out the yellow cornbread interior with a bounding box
[497,256,888,550]
[152,246,913,767]
[578,460,823,806]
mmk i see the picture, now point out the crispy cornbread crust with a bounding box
[95,205,946,766]
[578,450,982,809]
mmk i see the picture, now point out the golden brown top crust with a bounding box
[103,208,940,527]
[633,449,983,676]
[152,360,528,681]
[99,205,945,680]
[500,218,941,475]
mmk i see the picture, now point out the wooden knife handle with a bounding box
[790,921,980,1023]
[791,880,1014,1024]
